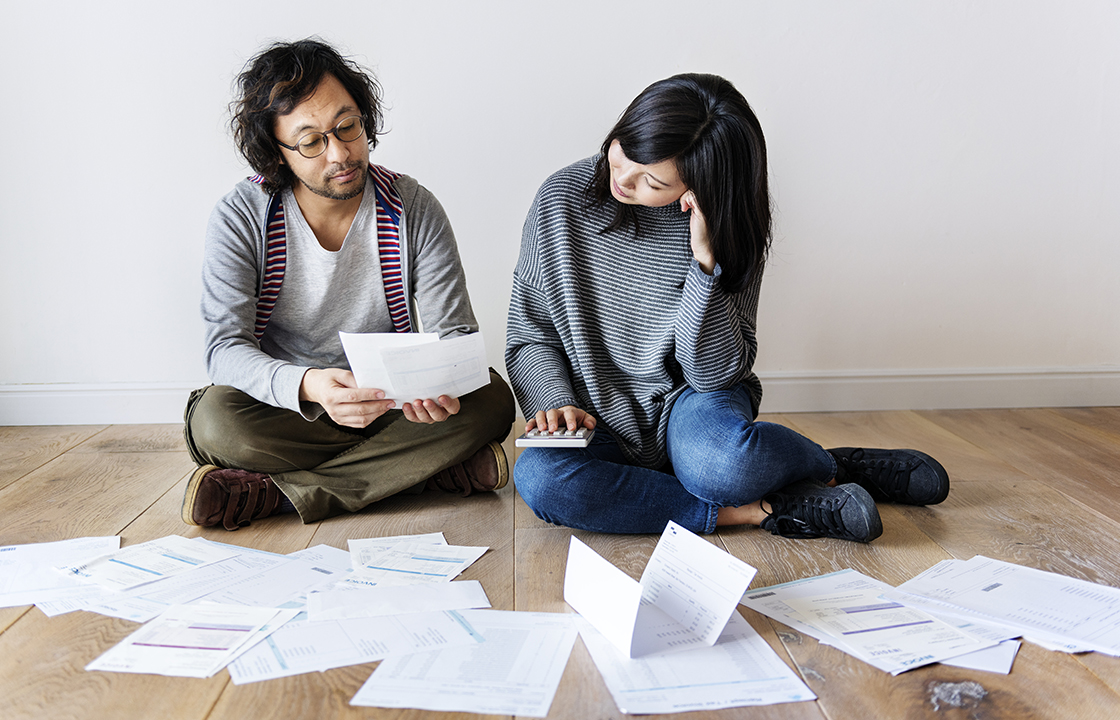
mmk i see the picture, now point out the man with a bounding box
[183,39,515,531]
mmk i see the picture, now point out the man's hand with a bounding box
[300,368,395,428]
[402,396,461,424]
[527,406,597,434]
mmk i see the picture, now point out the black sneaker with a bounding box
[828,448,950,505]
[760,479,883,543]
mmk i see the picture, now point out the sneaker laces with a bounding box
[839,448,918,496]
[763,493,851,540]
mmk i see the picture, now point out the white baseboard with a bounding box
[1,368,1117,425]
[0,383,202,426]
[757,366,1120,413]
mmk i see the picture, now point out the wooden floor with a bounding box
[3,408,1120,719]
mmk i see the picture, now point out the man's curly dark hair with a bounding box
[231,38,384,194]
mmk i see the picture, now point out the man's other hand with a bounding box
[299,368,395,428]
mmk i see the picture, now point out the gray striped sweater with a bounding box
[505,156,764,468]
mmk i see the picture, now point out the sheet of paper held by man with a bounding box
[577,611,815,714]
[0,536,120,609]
[338,331,490,402]
[350,609,578,718]
[564,521,757,659]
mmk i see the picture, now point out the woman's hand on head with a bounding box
[681,190,716,275]
[527,406,597,434]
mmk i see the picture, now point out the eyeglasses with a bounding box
[277,115,365,158]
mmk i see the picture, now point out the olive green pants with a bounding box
[183,370,515,523]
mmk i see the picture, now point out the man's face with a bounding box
[274,74,370,202]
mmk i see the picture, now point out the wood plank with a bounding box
[0,451,194,546]
[920,408,1120,524]
[69,423,188,454]
[0,425,105,490]
[0,610,227,720]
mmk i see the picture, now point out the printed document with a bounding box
[897,555,1120,655]
[348,532,446,567]
[86,603,294,678]
[227,609,483,684]
[339,331,490,402]
[339,542,487,589]
[0,536,119,608]
[350,609,577,718]
[564,521,757,658]
[307,580,490,621]
[56,535,238,591]
[741,569,1001,674]
[578,611,815,714]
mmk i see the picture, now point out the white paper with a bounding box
[339,542,488,589]
[339,331,490,402]
[941,639,1020,674]
[81,548,289,623]
[308,580,490,621]
[564,521,757,658]
[197,545,351,608]
[785,587,984,671]
[897,555,1120,655]
[56,535,238,592]
[350,609,577,718]
[741,569,999,674]
[348,532,446,568]
[228,609,483,684]
[86,603,289,678]
[0,536,120,608]
[578,611,815,714]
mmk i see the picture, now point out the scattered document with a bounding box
[348,532,446,568]
[785,586,984,672]
[564,521,757,658]
[578,611,815,714]
[228,609,483,684]
[86,603,295,678]
[340,542,487,589]
[351,609,577,718]
[741,569,999,674]
[339,331,490,402]
[56,535,238,592]
[0,536,120,608]
[308,580,490,622]
[896,555,1120,656]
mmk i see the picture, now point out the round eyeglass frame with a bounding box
[276,115,366,159]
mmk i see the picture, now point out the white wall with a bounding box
[1,0,1117,424]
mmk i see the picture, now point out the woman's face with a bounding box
[607,140,687,207]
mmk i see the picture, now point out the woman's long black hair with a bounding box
[590,73,771,292]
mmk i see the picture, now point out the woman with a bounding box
[505,73,948,542]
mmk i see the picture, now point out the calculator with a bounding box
[515,427,596,448]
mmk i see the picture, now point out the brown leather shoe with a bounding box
[426,441,509,496]
[182,465,282,531]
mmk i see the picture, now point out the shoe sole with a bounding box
[181,464,220,525]
[488,441,509,490]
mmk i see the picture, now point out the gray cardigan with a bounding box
[201,172,477,418]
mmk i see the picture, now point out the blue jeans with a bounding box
[514,383,837,534]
